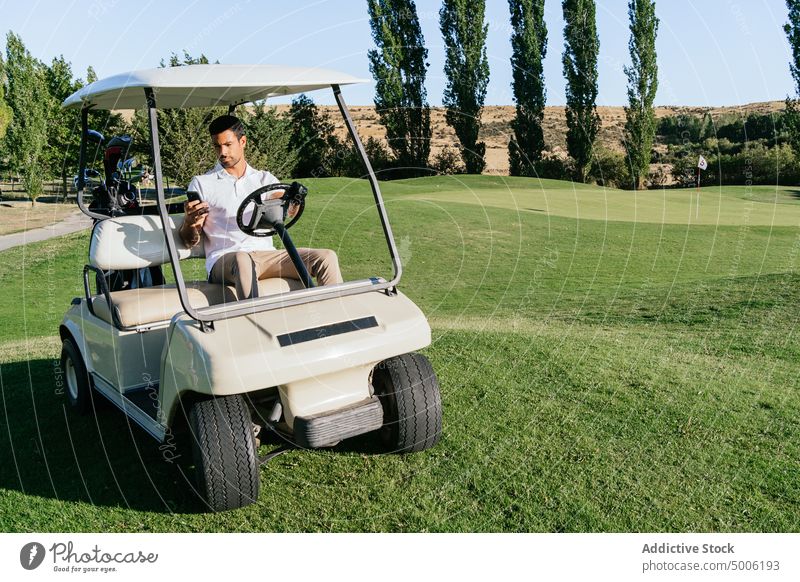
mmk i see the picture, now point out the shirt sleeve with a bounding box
[262,171,279,185]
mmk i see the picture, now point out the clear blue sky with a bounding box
[0,0,794,106]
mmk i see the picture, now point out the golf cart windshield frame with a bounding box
[77,84,403,325]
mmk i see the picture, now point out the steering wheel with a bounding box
[236,182,308,237]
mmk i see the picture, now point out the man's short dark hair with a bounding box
[208,115,244,138]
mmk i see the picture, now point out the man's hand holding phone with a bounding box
[180,191,208,248]
[184,191,209,229]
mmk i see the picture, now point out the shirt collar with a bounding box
[213,161,256,180]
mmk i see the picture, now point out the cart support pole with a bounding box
[145,88,211,330]
[332,84,402,290]
[77,108,88,193]
[75,108,109,221]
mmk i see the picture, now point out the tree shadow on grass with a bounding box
[0,357,206,515]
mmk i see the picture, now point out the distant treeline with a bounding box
[657,112,786,147]
[534,109,797,190]
[654,110,796,187]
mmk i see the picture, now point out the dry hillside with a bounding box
[273,101,785,175]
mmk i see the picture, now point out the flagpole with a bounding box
[696,166,700,219]
[695,155,707,220]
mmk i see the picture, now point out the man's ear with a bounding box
[240,135,247,149]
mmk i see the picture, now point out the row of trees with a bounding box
[8,0,795,196]
[0,1,661,197]
[0,37,398,203]
[366,0,659,187]
[8,1,800,196]
[0,33,90,202]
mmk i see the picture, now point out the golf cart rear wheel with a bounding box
[60,338,92,415]
[373,353,442,453]
[189,394,260,512]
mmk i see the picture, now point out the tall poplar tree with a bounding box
[367,0,431,175]
[43,55,83,197]
[440,0,490,174]
[784,0,800,156]
[4,32,49,204]
[0,52,12,142]
[508,0,547,176]
[623,0,659,190]
[287,94,338,178]
[562,0,600,183]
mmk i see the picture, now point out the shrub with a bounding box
[364,138,395,175]
[534,155,573,181]
[670,153,698,187]
[713,112,785,144]
[657,114,709,145]
[432,146,464,175]
[286,94,338,178]
[589,149,633,189]
[243,103,297,180]
[327,137,396,179]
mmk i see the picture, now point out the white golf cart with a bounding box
[58,64,442,512]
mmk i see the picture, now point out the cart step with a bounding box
[293,396,383,448]
[123,384,160,420]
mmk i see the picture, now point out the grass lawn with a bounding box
[0,175,798,532]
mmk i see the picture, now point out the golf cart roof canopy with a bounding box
[62,64,368,110]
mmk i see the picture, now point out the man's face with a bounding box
[212,129,246,168]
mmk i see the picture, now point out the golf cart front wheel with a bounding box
[60,337,93,415]
[373,353,442,453]
[189,394,260,512]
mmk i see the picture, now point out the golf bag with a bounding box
[84,134,165,292]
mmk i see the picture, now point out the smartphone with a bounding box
[186,191,202,203]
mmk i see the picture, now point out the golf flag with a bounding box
[694,155,706,219]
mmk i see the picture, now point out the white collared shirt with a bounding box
[187,162,279,274]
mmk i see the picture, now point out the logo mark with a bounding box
[20,542,46,570]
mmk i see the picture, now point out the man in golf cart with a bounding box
[179,114,343,298]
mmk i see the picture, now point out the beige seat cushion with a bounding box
[92,278,305,328]
[250,277,306,297]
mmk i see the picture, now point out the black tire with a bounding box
[372,353,442,453]
[189,394,260,512]
[60,338,92,415]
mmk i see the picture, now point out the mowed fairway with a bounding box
[0,175,798,532]
[394,175,800,226]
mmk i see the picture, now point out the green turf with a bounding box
[1,176,798,532]
[388,175,800,225]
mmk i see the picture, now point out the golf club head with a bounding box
[86,129,105,144]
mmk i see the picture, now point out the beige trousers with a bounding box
[209,249,343,299]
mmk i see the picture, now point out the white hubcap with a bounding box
[65,356,79,401]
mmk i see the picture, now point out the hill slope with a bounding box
[273,101,785,176]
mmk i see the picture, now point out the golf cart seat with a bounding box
[87,214,303,329]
